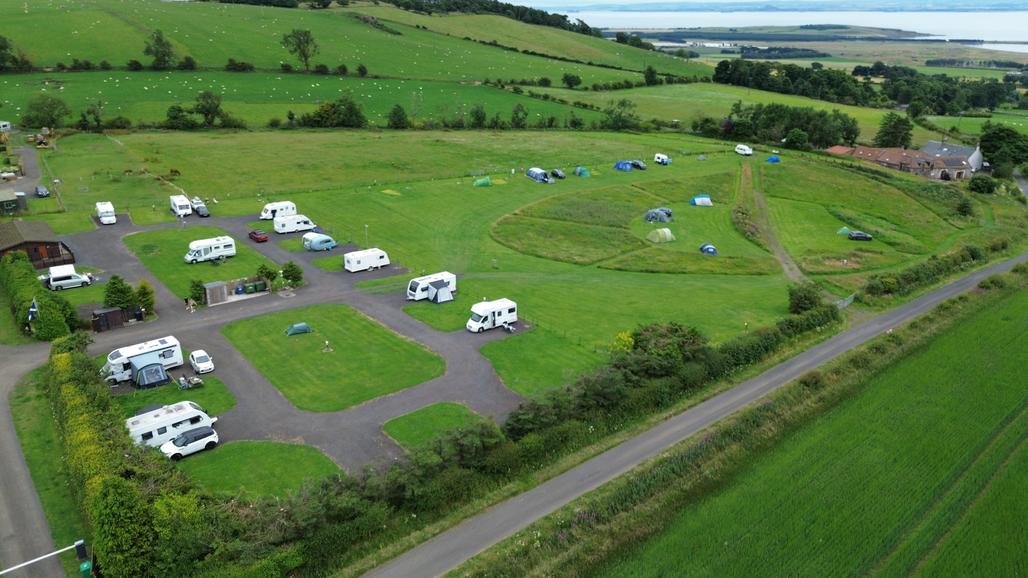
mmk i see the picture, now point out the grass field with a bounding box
[123,225,280,299]
[927,109,1028,137]
[177,441,340,498]
[383,402,490,451]
[595,288,1028,577]
[110,376,236,419]
[221,304,445,412]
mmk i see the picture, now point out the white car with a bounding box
[160,426,219,461]
[188,350,215,374]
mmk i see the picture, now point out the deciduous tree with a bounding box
[282,29,319,72]
[144,29,175,70]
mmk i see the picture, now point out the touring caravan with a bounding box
[735,144,754,156]
[407,271,457,302]
[184,236,236,263]
[0,120,11,132]
[102,336,184,385]
[169,194,192,217]
[125,401,217,447]
[302,232,338,251]
[95,201,117,225]
[344,248,390,272]
[259,201,297,220]
[273,214,316,234]
[654,153,670,165]
[466,298,517,333]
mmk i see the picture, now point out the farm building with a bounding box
[826,140,982,181]
[0,220,75,268]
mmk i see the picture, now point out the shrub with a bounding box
[787,282,822,314]
[977,274,1007,290]
[797,370,825,389]
[127,59,144,71]
[267,117,282,128]
[282,261,304,285]
[357,63,368,77]
[177,56,198,70]
[335,64,348,75]
[225,58,255,72]
[103,116,132,129]
[280,62,294,73]
[104,274,138,309]
[136,280,156,316]
[92,477,158,578]
[968,174,997,194]
[0,251,74,340]
[189,279,206,304]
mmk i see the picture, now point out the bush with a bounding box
[787,282,822,314]
[177,56,198,70]
[977,274,1007,290]
[280,62,294,73]
[313,63,329,75]
[335,64,348,76]
[136,280,156,317]
[267,117,282,128]
[0,251,74,340]
[968,174,997,194]
[92,477,158,578]
[225,58,255,72]
[104,274,138,310]
[282,261,304,285]
[189,279,206,304]
[356,63,368,77]
[127,59,144,71]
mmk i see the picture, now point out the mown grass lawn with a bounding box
[222,304,445,412]
[177,441,339,498]
[110,376,235,419]
[596,289,1028,577]
[123,225,279,299]
[383,402,491,451]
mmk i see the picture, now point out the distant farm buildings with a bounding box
[826,141,984,181]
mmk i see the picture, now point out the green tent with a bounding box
[646,228,676,243]
[286,322,313,336]
[473,176,492,187]
[836,226,851,236]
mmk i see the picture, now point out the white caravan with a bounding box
[734,144,754,156]
[259,201,297,220]
[0,120,11,132]
[466,298,518,333]
[102,336,184,384]
[125,401,218,447]
[95,201,117,225]
[343,248,390,272]
[407,271,457,301]
[184,236,236,263]
[169,194,192,217]
[273,214,316,234]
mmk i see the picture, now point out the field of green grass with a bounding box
[383,402,490,451]
[595,288,1028,577]
[927,109,1028,137]
[111,376,236,419]
[177,441,340,498]
[222,304,444,412]
[123,225,280,299]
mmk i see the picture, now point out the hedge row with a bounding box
[861,244,989,297]
[0,251,76,340]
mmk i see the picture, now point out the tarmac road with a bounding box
[363,251,1028,578]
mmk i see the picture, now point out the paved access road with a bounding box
[364,251,1028,578]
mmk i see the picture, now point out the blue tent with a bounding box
[574,166,590,177]
[690,194,713,206]
[766,155,781,163]
[613,160,633,172]
[699,243,718,256]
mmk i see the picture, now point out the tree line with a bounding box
[692,101,860,149]
[381,0,600,37]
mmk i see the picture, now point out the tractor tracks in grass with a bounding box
[742,162,806,284]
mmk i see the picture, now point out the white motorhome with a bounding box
[169,194,192,217]
[407,271,457,301]
[273,214,316,234]
[184,236,236,263]
[125,401,218,447]
[735,144,754,156]
[260,201,297,220]
[466,298,517,333]
[343,248,390,272]
[0,121,11,132]
[46,264,91,291]
[95,201,117,225]
[102,336,184,385]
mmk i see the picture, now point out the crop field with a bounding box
[177,441,340,498]
[383,402,491,451]
[0,0,648,85]
[0,71,603,128]
[222,304,445,412]
[123,226,280,299]
[595,288,1028,578]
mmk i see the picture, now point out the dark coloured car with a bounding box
[35,185,49,197]
[848,231,873,241]
[630,160,647,170]
[248,230,269,243]
[194,205,210,217]
[550,169,566,179]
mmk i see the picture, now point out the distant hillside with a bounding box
[603,24,927,43]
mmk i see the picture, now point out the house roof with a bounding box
[938,157,969,168]
[0,220,59,251]
[0,189,17,202]
[825,145,854,156]
[921,141,977,159]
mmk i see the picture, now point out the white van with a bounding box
[184,236,236,263]
[125,401,217,448]
[260,201,297,220]
[407,271,457,301]
[273,214,316,234]
[46,264,91,291]
[343,248,390,272]
[466,298,517,333]
[95,201,117,225]
[102,336,184,384]
[735,144,754,156]
[169,194,192,217]
[0,121,12,132]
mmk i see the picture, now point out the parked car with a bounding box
[194,205,210,218]
[848,231,873,241]
[248,229,269,243]
[35,185,50,197]
[630,160,647,170]
[189,350,215,374]
[160,426,218,460]
[550,168,566,179]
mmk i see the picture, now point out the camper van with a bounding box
[526,167,551,183]
[125,401,217,448]
[0,121,11,132]
[273,214,316,234]
[343,248,390,272]
[169,194,192,217]
[735,144,754,156]
[654,153,670,165]
[302,232,338,251]
[259,201,297,220]
[407,271,457,302]
[184,236,236,263]
[95,201,117,225]
[46,264,91,291]
[102,336,184,385]
[466,298,518,333]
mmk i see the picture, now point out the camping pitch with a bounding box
[646,228,676,243]
[691,195,713,207]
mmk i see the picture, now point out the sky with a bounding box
[524,0,1025,8]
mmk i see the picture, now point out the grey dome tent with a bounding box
[427,279,454,303]
[700,243,718,256]
[646,228,676,243]
[286,322,314,336]
[644,208,672,223]
[134,362,170,389]
[614,160,633,172]
[574,166,590,177]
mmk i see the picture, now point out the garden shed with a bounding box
[646,228,676,243]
